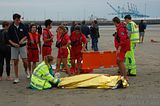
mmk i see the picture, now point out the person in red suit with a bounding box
[70,25,87,74]
[27,23,41,75]
[112,17,130,81]
[55,25,71,75]
[42,19,53,60]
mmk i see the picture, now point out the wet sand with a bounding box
[0,25,160,106]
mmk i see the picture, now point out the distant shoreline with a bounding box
[1,19,160,25]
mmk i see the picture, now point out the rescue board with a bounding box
[82,51,117,69]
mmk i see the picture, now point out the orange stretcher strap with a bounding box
[82,51,117,69]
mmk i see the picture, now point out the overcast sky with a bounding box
[0,0,160,20]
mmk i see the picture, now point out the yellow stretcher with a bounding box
[58,74,129,89]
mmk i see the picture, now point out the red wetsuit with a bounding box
[42,28,53,59]
[27,32,40,62]
[70,31,87,60]
[57,33,70,58]
[114,23,130,61]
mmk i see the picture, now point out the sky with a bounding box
[0,0,160,21]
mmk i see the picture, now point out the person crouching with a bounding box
[30,55,60,90]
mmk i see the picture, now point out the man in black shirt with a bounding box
[90,20,100,51]
[8,13,29,84]
[37,25,42,35]
[70,21,76,34]
[81,21,90,50]
[139,20,147,43]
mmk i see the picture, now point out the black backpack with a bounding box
[55,33,65,48]
[70,33,82,46]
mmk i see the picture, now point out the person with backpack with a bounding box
[55,25,71,75]
[139,20,147,43]
[112,17,130,81]
[42,19,53,60]
[27,23,41,75]
[0,21,12,81]
[90,20,100,51]
[70,25,87,74]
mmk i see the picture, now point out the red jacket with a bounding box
[114,23,130,51]
[27,32,40,49]
[70,31,87,50]
[42,28,53,47]
[57,33,70,47]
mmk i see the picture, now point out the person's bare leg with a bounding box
[71,59,75,68]
[119,61,128,81]
[32,62,36,73]
[6,76,13,81]
[28,62,31,75]
[62,58,70,76]
[77,59,82,74]
[13,59,19,78]
[71,59,76,75]
[56,58,61,72]
[116,60,121,75]
[22,58,28,73]
[22,58,29,78]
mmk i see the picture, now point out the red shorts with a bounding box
[57,48,68,58]
[42,46,52,59]
[27,49,39,62]
[117,50,126,61]
[70,48,82,60]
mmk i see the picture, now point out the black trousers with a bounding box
[0,45,11,77]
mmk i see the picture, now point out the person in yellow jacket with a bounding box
[124,15,140,76]
[30,55,60,90]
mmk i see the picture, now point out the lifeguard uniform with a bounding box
[42,28,53,59]
[57,33,70,58]
[70,31,87,61]
[114,23,130,61]
[27,32,40,62]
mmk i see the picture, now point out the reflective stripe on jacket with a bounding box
[30,61,58,90]
[127,21,140,43]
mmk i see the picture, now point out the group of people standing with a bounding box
[71,20,100,51]
[0,13,100,85]
[0,13,142,90]
[113,15,140,81]
[30,14,141,90]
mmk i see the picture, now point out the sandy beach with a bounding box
[0,24,160,106]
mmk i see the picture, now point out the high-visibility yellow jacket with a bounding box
[127,21,140,43]
[30,61,59,90]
